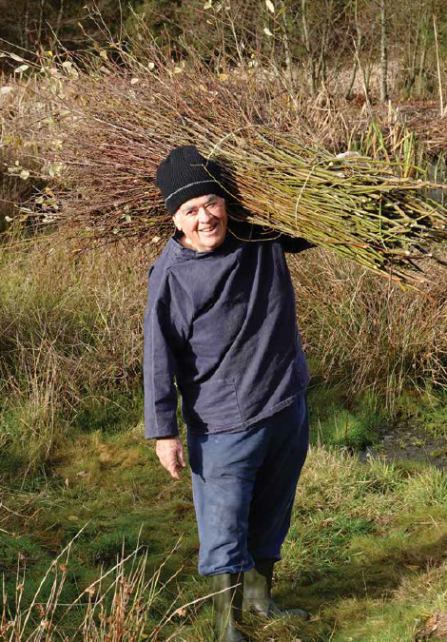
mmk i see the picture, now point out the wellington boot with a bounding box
[243,560,308,620]
[211,572,248,642]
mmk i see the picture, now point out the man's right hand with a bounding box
[155,437,186,480]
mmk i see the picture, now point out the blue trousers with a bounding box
[187,394,309,576]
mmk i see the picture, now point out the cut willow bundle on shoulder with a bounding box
[204,128,447,286]
[33,52,447,288]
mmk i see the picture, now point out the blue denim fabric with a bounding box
[144,232,311,439]
[187,394,309,576]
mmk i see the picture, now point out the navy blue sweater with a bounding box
[143,231,312,439]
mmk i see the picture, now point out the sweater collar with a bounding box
[169,232,238,259]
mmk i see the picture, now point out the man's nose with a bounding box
[198,207,212,222]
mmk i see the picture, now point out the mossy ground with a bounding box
[2,387,447,641]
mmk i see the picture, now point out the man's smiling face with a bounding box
[173,194,228,252]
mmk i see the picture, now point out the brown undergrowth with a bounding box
[0,237,151,464]
[1,231,447,470]
[290,247,447,410]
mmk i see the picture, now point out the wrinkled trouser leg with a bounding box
[187,394,310,577]
[247,396,309,562]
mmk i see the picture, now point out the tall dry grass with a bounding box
[0,537,188,642]
[290,247,447,408]
[1,226,447,468]
[0,237,150,462]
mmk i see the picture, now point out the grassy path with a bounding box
[2,391,447,641]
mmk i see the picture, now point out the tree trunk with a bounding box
[345,43,359,100]
[55,0,65,39]
[22,0,29,49]
[280,1,293,84]
[317,0,332,89]
[433,13,444,116]
[380,0,388,101]
[346,0,362,101]
[301,0,317,93]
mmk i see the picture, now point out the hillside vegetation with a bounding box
[1,232,447,641]
[2,6,447,641]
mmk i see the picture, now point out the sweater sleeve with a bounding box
[143,269,188,439]
[279,235,316,254]
[229,221,315,254]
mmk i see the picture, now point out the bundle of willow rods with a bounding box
[208,128,447,284]
[30,48,447,286]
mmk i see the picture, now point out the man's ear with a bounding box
[173,213,182,232]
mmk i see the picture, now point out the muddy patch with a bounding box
[359,421,447,469]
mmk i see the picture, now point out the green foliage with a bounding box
[392,388,447,440]
[74,390,144,434]
[308,384,386,449]
[0,0,140,63]
[0,417,447,641]
[125,0,183,49]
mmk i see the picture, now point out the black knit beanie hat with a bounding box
[156,145,227,214]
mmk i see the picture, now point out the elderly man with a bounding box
[144,145,312,641]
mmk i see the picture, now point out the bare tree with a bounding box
[433,12,444,115]
[379,0,388,101]
[301,0,317,93]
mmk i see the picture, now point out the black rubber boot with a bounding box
[243,560,308,620]
[211,572,248,642]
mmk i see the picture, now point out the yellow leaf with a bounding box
[99,50,108,60]
[218,73,229,82]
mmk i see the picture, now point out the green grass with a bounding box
[395,390,447,441]
[307,383,386,449]
[2,396,447,641]
[0,420,201,638]
[2,236,447,640]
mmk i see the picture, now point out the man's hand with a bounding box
[155,437,186,480]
